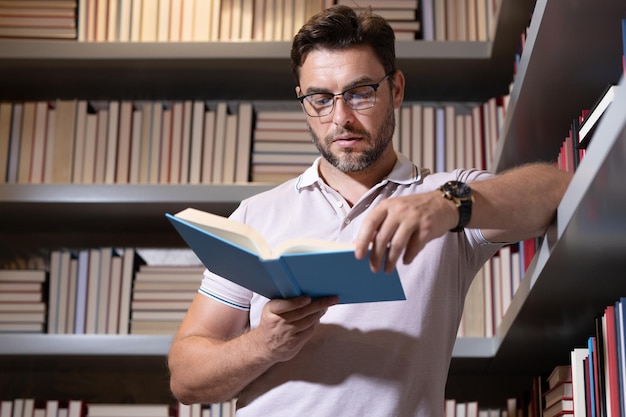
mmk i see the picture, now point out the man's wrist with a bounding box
[438,181,474,232]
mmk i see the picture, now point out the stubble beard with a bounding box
[307,104,396,173]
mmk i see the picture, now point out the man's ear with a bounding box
[391,70,405,109]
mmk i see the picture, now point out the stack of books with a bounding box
[130,264,204,335]
[338,0,421,40]
[542,365,573,417]
[0,0,77,40]
[0,269,47,333]
[251,110,317,183]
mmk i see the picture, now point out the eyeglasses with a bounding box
[296,71,394,117]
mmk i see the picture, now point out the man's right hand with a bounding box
[252,295,339,363]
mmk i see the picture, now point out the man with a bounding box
[168,5,572,416]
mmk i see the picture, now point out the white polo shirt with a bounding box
[200,153,503,417]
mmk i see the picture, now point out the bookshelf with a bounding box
[0,183,273,253]
[446,0,626,405]
[1,0,625,409]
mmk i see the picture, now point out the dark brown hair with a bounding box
[290,5,397,83]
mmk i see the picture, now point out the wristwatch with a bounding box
[439,180,474,232]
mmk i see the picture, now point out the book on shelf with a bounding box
[0,269,46,282]
[592,316,607,417]
[578,85,618,149]
[602,305,621,417]
[87,403,171,417]
[542,398,573,417]
[166,207,406,304]
[570,348,588,417]
[543,381,573,410]
[547,365,571,389]
[622,18,626,74]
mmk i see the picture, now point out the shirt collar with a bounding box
[295,152,423,191]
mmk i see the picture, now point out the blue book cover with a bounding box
[166,208,406,304]
[621,19,626,73]
[588,336,597,417]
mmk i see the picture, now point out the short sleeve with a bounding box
[199,268,253,311]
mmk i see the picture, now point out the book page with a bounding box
[174,208,355,260]
[174,208,272,258]
[275,238,355,256]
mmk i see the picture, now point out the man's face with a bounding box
[296,45,403,173]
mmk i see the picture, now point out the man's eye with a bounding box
[310,95,332,106]
[348,87,373,100]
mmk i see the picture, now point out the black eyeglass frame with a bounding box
[296,70,395,117]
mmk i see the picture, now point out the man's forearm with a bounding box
[470,163,573,243]
[169,330,276,405]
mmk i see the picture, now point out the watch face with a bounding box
[446,181,472,198]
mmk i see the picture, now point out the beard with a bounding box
[307,103,396,173]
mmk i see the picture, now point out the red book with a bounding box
[584,356,593,417]
[522,238,536,272]
[604,306,621,417]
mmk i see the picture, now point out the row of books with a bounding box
[45,248,207,335]
[497,297,626,417]
[539,302,623,417]
[255,95,509,182]
[457,238,538,339]
[0,100,254,186]
[421,0,497,42]
[1,235,535,338]
[443,398,522,417]
[0,96,510,186]
[77,0,331,42]
[0,0,78,40]
[0,247,207,335]
[555,84,619,174]
[46,248,145,335]
[0,397,531,417]
[568,298,626,417]
[0,399,236,417]
[443,400,486,417]
[393,100,495,176]
[0,0,498,43]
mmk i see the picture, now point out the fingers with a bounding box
[256,295,338,363]
[355,199,410,273]
[355,192,447,273]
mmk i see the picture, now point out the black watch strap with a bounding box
[439,181,474,233]
[451,200,472,232]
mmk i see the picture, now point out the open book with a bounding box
[166,208,406,304]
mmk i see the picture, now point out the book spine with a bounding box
[262,259,301,299]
